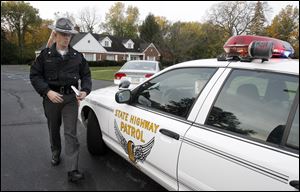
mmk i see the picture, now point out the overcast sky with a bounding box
[26,1,299,24]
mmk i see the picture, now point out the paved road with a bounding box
[1,65,166,191]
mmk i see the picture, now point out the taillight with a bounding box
[114,72,126,80]
[145,73,153,78]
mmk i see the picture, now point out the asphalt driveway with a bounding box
[1,65,166,191]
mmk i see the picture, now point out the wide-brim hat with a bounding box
[48,17,78,34]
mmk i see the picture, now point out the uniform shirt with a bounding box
[30,43,92,97]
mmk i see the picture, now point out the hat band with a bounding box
[56,25,72,30]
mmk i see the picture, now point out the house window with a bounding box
[128,43,132,49]
[147,56,156,61]
[130,55,140,60]
[84,53,95,61]
[106,54,115,61]
[105,41,109,47]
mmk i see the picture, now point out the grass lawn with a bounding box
[25,65,120,81]
[90,66,121,81]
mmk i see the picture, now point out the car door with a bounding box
[110,67,219,190]
[178,68,299,190]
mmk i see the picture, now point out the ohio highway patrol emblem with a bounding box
[114,119,155,163]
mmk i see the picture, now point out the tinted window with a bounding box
[122,62,157,71]
[287,106,299,150]
[133,68,217,118]
[206,70,298,144]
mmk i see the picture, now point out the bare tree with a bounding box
[78,7,101,33]
[206,1,256,37]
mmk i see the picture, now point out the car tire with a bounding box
[87,111,106,155]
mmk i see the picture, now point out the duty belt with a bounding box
[49,85,76,95]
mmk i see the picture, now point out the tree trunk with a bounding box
[17,29,22,64]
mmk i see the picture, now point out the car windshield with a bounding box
[121,62,156,71]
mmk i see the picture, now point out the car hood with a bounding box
[86,85,136,102]
[82,86,120,113]
[89,85,119,97]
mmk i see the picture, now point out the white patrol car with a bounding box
[78,35,299,191]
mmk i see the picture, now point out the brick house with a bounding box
[35,32,161,62]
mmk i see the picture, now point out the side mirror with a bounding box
[119,79,131,89]
[115,89,131,103]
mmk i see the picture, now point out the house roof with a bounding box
[37,32,86,51]
[37,32,157,54]
[70,32,87,46]
[92,34,149,53]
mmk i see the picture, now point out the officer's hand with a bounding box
[76,91,87,101]
[47,90,64,103]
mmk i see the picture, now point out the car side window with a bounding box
[286,106,299,150]
[132,68,217,118]
[206,69,298,146]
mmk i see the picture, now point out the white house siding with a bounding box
[73,33,107,53]
[100,37,112,47]
[123,39,135,49]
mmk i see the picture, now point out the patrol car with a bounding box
[78,35,299,191]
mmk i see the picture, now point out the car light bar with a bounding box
[220,35,294,62]
[248,41,273,59]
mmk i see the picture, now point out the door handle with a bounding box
[289,180,299,189]
[159,129,180,140]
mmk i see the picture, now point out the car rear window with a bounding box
[122,62,157,71]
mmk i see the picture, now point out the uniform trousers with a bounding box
[43,94,79,171]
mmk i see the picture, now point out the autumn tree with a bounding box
[103,2,139,38]
[1,1,42,63]
[155,16,170,38]
[193,22,226,59]
[266,5,299,41]
[153,16,172,64]
[164,22,204,63]
[25,19,53,49]
[266,5,299,58]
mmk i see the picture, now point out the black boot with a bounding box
[68,170,84,182]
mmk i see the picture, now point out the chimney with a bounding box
[74,25,80,32]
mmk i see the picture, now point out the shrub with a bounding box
[87,60,126,67]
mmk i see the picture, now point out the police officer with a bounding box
[30,17,91,182]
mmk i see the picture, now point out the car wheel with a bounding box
[87,111,106,155]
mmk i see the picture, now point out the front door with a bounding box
[111,67,218,190]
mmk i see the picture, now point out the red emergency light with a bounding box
[223,35,294,59]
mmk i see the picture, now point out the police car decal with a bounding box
[114,109,158,163]
[114,119,155,163]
